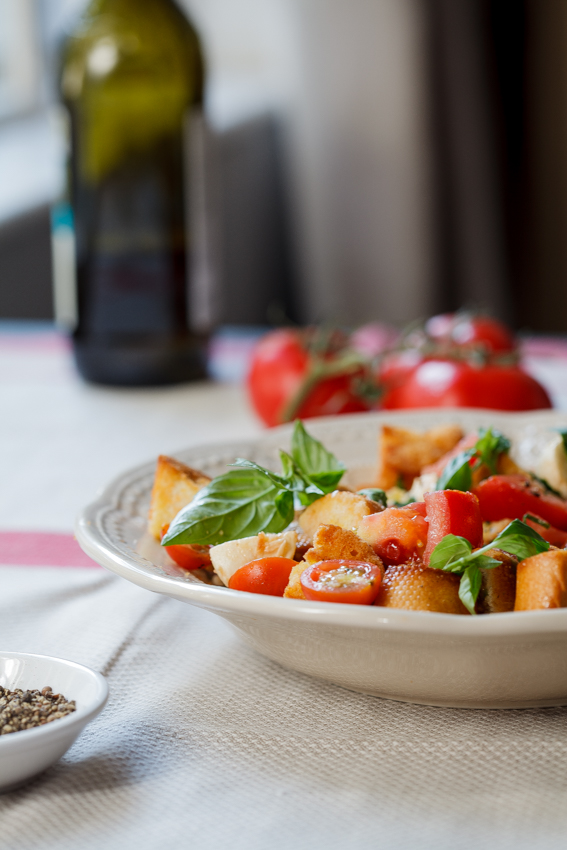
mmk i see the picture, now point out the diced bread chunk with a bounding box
[514,549,567,610]
[298,491,380,540]
[483,519,512,546]
[210,530,297,587]
[377,424,463,490]
[305,524,384,569]
[284,525,383,600]
[375,562,468,614]
[476,549,517,614]
[284,561,310,599]
[148,455,211,540]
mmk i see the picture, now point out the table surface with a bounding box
[2,325,567,850]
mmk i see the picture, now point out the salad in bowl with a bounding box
[153,419,567,617]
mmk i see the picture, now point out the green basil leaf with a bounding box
[162,468,289,546]
[274,489,295,526]
[279,450,295,482]
[491,518,550,561]
[428,534,473,573]
[290,420,344,492]
[459,566,482,615]
[523,512,550,529]
[558,429,567,454]
[231,458,289,489]
[473,555,504,571]
[475,427,511,474]
[358,488,388,509]
[308,469,345,491]
[437,450,475,491]
[279,449,325,509]
[530,473,563,498]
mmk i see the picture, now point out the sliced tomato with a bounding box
[161,525,211,570]
[424,490,483,565]
[300,559,382,604]
[228,557,297,596]
[357,506,428,565]
[474,475,567,531]
[401,501,427,517]
[523,515,567,547]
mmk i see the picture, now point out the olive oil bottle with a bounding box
[57,0,206,385]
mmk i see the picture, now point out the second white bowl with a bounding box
[0,652,108,793]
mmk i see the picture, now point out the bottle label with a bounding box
[51,201,78,331]
[50,105,78,331]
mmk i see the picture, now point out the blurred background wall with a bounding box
[1,0,567,331]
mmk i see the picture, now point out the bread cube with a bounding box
[210,530,297,587]
[284,561,310,599]
[284,524,383,600]
[148,455,211,540]
[514,549,567,610]
[377,424,463,490]
[476,549,517,614]
[298,491,380,540]
[375,562,468,614]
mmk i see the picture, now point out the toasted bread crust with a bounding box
[306,524,384,569]
[377,424,463,490]
[148,455,211,540]
[298,491,380,540]
[476,549,517,614]
[284,561,310,599]
[283,525,383,600]
[515,549,567,610]
[375,562,468,614]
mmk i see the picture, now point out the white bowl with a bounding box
[0,652,108,792]
[76,409,567,709]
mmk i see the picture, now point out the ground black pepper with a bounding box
[0,685,76,734]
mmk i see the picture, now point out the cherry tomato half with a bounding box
[161,525,211,570]
[381,359,551,411]
[300,559,382,604]
[228,557,298,596]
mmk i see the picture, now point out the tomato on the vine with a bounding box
[425,313,516,353]
[247,328,374,427]
[381,359,551,411]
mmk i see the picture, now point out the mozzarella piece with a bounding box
[534,436,567,498]
[210,530,297,586]
[407,472,437,503]
[514,429,567,498]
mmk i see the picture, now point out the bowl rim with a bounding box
[0,651,108,753]
[76,408,567,639]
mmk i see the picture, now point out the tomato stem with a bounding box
[279,351,366,423]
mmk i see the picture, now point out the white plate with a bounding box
[76,409,567,709]
[0,652,108,792]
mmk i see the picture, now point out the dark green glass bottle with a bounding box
[59,0,206,385]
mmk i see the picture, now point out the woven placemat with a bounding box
[1,566,566,850]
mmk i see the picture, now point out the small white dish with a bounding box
[76,409,567,709]
[0,652,108,793]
